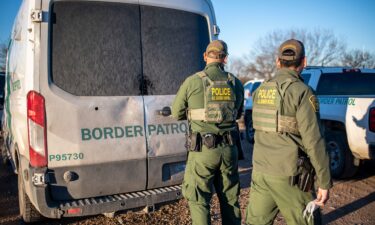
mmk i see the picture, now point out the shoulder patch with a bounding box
[309,95,319,112]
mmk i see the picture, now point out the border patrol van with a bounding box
[2,0,218,222]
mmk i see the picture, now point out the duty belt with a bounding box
[201,131,236,149]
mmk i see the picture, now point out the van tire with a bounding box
[18,168,42,223]
[245,111,255,143]
[325,131,358,179]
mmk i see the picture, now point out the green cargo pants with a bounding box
[182,143,241,225]
[246,171,321,225]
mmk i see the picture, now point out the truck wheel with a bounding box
[325,131,358,179]
[18,168,42,223]
[1,147,9,165]
[0,137,9,165]
[245,112,255,143]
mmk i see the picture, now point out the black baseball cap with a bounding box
[278,39,305,61]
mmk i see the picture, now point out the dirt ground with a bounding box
[1,138,375,225]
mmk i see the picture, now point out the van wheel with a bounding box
[18,169,42,223]
[325,131,358,179]
[245,112,255,143]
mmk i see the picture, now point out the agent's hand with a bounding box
[314,188,329,207]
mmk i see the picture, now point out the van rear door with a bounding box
[44,1,148,200]
[139,5,210,188]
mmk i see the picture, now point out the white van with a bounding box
[2,0,218,222]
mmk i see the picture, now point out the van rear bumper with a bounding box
[29,168,183,218]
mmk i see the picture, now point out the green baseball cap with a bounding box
[206,40,228,56]
[278,39,305,61]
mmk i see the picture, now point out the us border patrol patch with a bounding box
[309,95,319,112]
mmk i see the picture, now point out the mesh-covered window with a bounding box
[316,73,375,95]
[140,6,209,95]
[50,2,142,96]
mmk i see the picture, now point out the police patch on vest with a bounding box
[211,87,232,101]
[255,87,277,105]
[309,95,319,112]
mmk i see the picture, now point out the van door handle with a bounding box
[157,106,171,117]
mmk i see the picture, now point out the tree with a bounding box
[239,28,347,79]
[226,57,248,77]
[0,42,7,72]
[340,49,375,68]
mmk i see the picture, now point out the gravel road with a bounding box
[1,139,374,225]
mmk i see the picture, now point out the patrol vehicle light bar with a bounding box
[343,68,361,73]
[27,91,48,167]
[370,108,375,132]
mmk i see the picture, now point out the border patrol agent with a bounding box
[245,39,332,225]
[172,40,244,225]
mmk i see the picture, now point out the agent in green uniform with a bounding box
[172,40,244,225]
[245,39,332,225]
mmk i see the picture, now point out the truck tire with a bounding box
[245,111,255,143]
[18,168,42,223]
[325,131,358,179]
[1,147,9,165]
[0,137,9,165]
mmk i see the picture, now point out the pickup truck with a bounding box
[243,79,263,143]
[244,67,375,178]
[302,67,375,178]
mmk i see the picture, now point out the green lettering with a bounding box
[81,128,92,141]
[171,123,179,134]
[49,155,55,161]
[163,123,170,134]
[114,127,124,138]
[103,127,114,139]
[134,125,143,137]
[180,122,187,133]
[92,128,103,140]
[148,124,156,136]
[125,126,133,137]
[349,98,355,106]
[156,124,165,135]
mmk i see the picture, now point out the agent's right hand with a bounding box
[314,188,329,207]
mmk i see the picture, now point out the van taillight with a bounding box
[370,108,375,132]
[27,91,47,167]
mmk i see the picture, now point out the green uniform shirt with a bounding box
[252,68,332,190]
[172,62,244,134]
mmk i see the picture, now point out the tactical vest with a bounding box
[252,78,300,135]
[188,72,237,123]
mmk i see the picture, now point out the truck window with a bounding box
[50,2,142,96]
[251,82,261,94]
[316,73,375,95]
[141,6,209,95]
[301,73,311,84]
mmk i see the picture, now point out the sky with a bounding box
[1,0,374,58]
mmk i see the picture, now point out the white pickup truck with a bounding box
[302,67,375,178]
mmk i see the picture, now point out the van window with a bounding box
[316,73,375,95]
[50,2,142,96]
[50,2,209,96]
[140,6,209,95]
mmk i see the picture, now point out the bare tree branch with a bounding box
[0,42,7,72]
[340,49,375,68]
[234,28,347,79]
